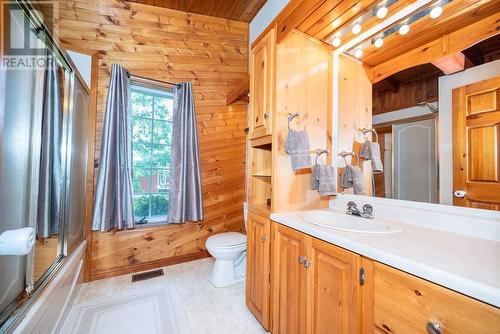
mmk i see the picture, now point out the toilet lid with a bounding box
[206,232,246,249]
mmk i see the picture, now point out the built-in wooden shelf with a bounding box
[252,172,271,178]
[248,203,271,217]
[251,134,272,149]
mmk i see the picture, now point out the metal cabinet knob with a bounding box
[426,322,442,334]
[298,256,306,264]
[453,190,466,198]
[304,259,312,268]
[264,112,270,119]
[260,235,267,242]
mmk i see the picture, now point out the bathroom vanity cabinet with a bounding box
[246,212,271,330]
[249,28,275,140]
[246,221,500,334]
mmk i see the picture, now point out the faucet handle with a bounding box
[361,204,374,219]
[346,201,358,215]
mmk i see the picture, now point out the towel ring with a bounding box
[314,149,329,165]
[288,112,300,131]
[338,151,359,166]
[359,128,379,143]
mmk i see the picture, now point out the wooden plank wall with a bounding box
[57,0,248,280]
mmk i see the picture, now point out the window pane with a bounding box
[151,144,171,168]
[132,117,152,142]
[151,169,170,193]
[132,141,152,168]
[131,92,153,118]
[152,121,172,145]
[154,97,173,121]
[133,195,150,219]
[150,194,168,217]
[132,169,150,193]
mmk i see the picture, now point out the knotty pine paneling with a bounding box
[58,0,248,280]
[372,75,438,115]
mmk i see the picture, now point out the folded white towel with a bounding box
[360,141,383,173]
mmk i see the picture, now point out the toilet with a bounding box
[205,203,248,287]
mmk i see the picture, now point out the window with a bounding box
[131,83,173,225]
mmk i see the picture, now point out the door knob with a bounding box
[426,322,442,334]
[453,190,466,198]
[298,256,305,264]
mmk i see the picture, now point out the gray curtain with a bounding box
[168,82,203,223]
[37,52,62,238]
[92,64,134,231]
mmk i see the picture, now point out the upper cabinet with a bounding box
[249,28,276,139]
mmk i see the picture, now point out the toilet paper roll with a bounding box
[0,227,35,256]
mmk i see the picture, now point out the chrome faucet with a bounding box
[346,201,374,219]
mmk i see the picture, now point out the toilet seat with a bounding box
[206,232,246,250]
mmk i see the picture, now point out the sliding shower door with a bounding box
[0,7,44,317]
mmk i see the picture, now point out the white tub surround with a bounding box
[270,194,500,307]
[13,241,87,334]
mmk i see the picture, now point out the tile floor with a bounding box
[60,258,267,334]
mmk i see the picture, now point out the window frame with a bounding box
[130,81,174,226]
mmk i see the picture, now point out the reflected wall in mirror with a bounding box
[335,0,500,211]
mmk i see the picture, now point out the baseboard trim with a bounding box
[89,251,211,281]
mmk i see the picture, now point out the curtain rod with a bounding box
[128,74,181,88]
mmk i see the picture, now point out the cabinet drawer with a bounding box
[373,262,500,334]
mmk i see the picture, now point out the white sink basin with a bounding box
[301,210,403,234]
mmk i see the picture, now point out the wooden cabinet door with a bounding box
[250,29,275,139]
[307,238,362,334]
[272,223,307,334]
[452,75,500,210]
[246,213,271,330]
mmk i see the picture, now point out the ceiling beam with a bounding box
[371,13,500,83]
[431,52,467,74]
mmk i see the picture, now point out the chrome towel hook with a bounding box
[359,127,379,143]
[338,151,359,166]
[288,112,300,131]
[314,149,329,165]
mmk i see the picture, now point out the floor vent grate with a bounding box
[131,269,164,282]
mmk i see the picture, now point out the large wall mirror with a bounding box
[334,0,500,211]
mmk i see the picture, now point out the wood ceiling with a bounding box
[126,0,267,22]
[273,0,499,61]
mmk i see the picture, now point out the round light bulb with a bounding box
[332,36,342,47]
[376,6,388,19]
[354,48,363,59]
[374,37,384,48]
[430,6,443,19]
[352,23,362,35]
[399,24,410,35]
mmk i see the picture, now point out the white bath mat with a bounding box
[60,285,191,334]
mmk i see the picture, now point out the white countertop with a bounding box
[271,209,500,307]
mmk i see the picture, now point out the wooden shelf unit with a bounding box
[249,145,272,211]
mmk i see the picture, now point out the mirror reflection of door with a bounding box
[452,76,500,211]
[393,119,438,203]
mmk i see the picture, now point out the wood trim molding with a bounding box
[90,251,211,281]
[371,13,500,83]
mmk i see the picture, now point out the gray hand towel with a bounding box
[340,165,366,195]
[285,129,311,171]
[316,165,337,196]
[360,141,383,173]
[311,164,319,190]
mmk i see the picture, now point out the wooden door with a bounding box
[307,238,362,334]
[272,223,307,334]
[453,76,500,210]
[250,29,275,139]
[246,213,271,330]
